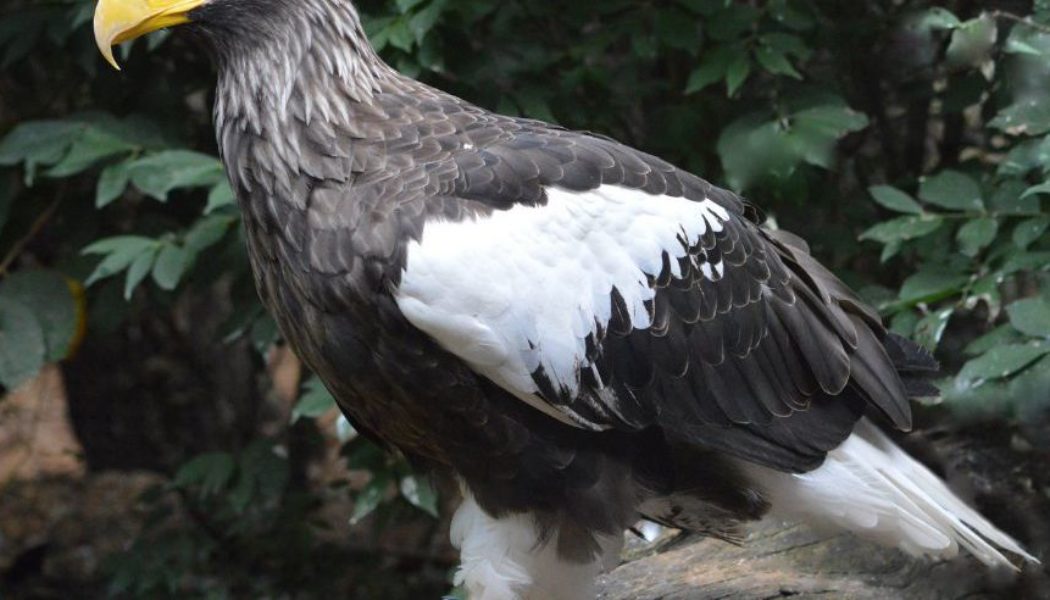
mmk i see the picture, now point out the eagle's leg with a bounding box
[450,489,624,600]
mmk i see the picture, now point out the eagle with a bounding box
[94,1,1036,598]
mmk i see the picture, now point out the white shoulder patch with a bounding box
[395,184,730,422]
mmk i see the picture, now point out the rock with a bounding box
[0,365,84,481]
[599,421,1050,600]
[0,471,168,597]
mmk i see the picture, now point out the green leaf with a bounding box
[351,474,391,525]
[717,96,868,189]
[958,342,1050,383]
[204,182,235,214]
[1021,181,1050,199]
[46,126,135,177]
[889,310,919,337]
[513,89,556,123]
[706,5,758,41]
[945,15,997,68]
[880,240,902,263]
[96,161,132,208]
[685,47,732,94]
[859,215,943,244]
[943,355,1050,419]
[793,104,869,137]
[1003,251,1050,274]
[914,307,954,351]
[343,439,386,472]
[399,475,439,518]
[175,452,236,497]
[956,217,998,257]
[990,98,1050,136]
[965,324,1023,356]
[0,116,160,186]
[758,32,811,59]
[224,441,289,512]
[291,377,336,422]
[1013,216,1050,248]
[898,270,969,303]
[0,120,83,170]
[754,44,800,79]
[1005,25,1050,56]
[766,1,814,30]
[0,296,46,389]
[990,179,1038,214]
[789,105,869,169]
[409,1,444,44]
[127,151,225,202]
[1006,297,1050,337]
[920,7,961,30]
[998,136,1050,177]
[868,185,922,214]
[82,235,155,256]
[385,18,415,52]
[724,52,750,96]
[396,0,428,12]
[0,270,78,361]
[185,215,234,253]
[124,247,158,300]
[918,170,983,211]
[82,236,158,286]
[965,273,1002,318]
[151,243,191,290]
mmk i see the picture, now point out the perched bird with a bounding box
[94,1,1036,598]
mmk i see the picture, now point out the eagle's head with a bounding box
[94,0,208,69]
[93,0,368,70]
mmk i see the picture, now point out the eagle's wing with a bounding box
[393,118,912,472]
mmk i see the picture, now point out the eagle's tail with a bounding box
[739,419,1038,569]
[884,331,941,399]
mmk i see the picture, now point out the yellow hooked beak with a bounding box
[94,0,205,70]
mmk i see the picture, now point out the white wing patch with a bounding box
[395,184,730,424]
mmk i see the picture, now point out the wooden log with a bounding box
[598,521,1026,600]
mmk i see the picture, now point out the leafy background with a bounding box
[0,0,1048,598]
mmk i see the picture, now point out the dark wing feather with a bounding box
[342,88,914,473]
[428,114,915,472]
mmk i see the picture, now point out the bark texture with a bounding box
[598,520,1043,600]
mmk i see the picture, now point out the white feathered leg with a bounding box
[450,490,623,600]
[739,419,1038,569]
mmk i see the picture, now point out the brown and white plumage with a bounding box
[93,0,1037,597]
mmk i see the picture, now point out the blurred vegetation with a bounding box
[0,0,1049,598]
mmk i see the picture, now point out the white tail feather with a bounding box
[450,489,621,600]
[740,420,1038,569]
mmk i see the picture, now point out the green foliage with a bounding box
[291,376,337,423]
[854,7,1050,420]
[0,270,78,388]
[717,94,869,189]
[2,0,1050,596]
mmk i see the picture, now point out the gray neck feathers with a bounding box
[211,0,395,139]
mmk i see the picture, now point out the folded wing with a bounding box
[393,124,912,473]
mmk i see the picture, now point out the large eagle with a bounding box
[94,1,1035,598]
